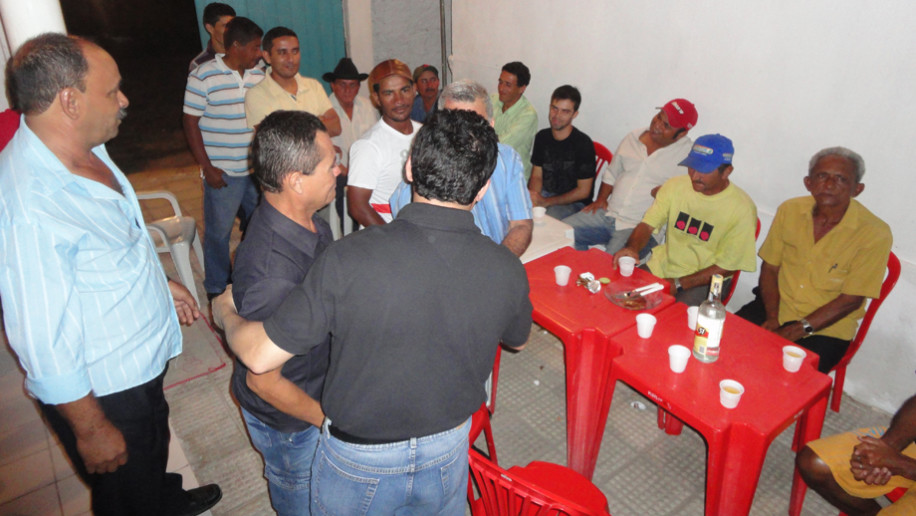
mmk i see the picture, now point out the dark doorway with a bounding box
[60,0,201,173]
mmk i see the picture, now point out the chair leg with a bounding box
[831,366,846,412]
[170,241,201,308]
[657,407,684,435]
[192,229,205,276]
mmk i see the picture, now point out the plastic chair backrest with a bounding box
[468,449,609,516]
[721,217,761,306]
[592,142,613,201]
[829,251,899,411]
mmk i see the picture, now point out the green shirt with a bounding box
[491,94,538,179]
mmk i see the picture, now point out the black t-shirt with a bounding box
[230,201,333,433]
[531,126,596,199]
[264,203,533,441]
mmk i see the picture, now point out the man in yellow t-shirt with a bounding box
[736,147,891,372]
[614,134,758,305]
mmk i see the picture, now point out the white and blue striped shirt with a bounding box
[184,54,265,177]
[0,118,182,404]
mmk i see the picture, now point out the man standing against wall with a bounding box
[232,111,338,515]
[189,2,235,71]
[528,85,596,219]
[245,26,341,135]
[492,61,538,179]
[410,64,440,122]
[183,17,265,300]
[347,59,420,227]
[214,110,531,515]
[1,33,220,516]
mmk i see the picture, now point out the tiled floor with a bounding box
[0,164,897,515]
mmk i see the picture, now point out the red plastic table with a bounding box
[606,303,832,516]
[524,248,676,478]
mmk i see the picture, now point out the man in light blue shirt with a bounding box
[0,34,220,516]
[391,80,533,256]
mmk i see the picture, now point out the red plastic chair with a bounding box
[592,142,613,201]
[468,449,611,516]
[467,348,503,502]
[721,217,761,306]
[828,251,900,412]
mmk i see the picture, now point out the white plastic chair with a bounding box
[136,191,204,307]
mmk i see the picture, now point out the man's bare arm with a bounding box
[246,369,325,427]
[347,186,386,227]
[320,108,342,137]
[183,114,226,189]
[671,264,737,296]
[851,395,916,483]
[613,222,655,266]
[535,178,594,208]
[758,261,782,331]
[55,395,128,474]
[212,290,294,374]
[775,293,865,342]
[502,219,533,257]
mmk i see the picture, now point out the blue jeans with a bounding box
[311,418,471,516]
[562,209,657,258]
[202,173,259,294]
[242,408,319,516]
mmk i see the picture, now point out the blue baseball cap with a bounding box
[679,134,734,173]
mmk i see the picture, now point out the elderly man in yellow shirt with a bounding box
[736,146,891,373]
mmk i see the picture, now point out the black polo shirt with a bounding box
[231,200,333,433]
[531,126,596,198]
[264,202,532,441]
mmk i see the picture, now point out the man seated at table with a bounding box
[613,133,757,305]
[797,393,916,515]
[562,99,697,257]
[390,79,533,256]
[735,147,891,373]
[213,109,532,515]
[528,85,596,220]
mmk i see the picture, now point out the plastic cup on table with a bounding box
[532,206,547,225]
[782,345,806,373]
[719,379,744,409]
[635,313,656,339]
[668,345,691,373]
[618,256,636,277]
[687,306,699,331]
[554,265,572,286]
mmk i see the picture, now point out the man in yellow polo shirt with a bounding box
[797,393,916,515]
[614,133,758,305]
[736,146,892,372]
[245,26,341,135]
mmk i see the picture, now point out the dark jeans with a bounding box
[735,290,850,373]
[40,368,190,516]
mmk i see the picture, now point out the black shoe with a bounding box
[174,484,222,516]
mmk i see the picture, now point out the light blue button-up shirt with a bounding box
[0,117,182,404]
[390,142,532,243]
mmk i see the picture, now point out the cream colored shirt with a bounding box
[330,93,378,167]
[245,70,333,128]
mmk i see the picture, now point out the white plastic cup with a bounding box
[687,306,699,331]
[554,265,572,286]
[532,206,547,225]
[668,345,691,373]
[719,379,745,409]
[619,256,637,277]
[635,313,656,339]
[782,345,806,373]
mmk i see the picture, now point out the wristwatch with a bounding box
[673,277,684,293]
[799,318,815,335]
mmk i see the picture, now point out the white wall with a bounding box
[450,1,916,413]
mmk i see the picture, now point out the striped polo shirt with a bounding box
[184,55,265,177]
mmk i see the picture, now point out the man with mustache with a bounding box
[410,64,440,122]
[347,59,420,227]
[613,134,758,304]
[0,33,220,515]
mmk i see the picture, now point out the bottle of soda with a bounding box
[693,274,725,363]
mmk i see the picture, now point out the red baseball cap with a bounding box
[659,99,698,130]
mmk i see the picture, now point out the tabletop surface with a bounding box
[525,247,677,339]
[520,215,574,264]
[609,303,833,434]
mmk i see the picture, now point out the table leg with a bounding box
[562,328,620,479]
[788,391,829,516]
[705,424,769,516]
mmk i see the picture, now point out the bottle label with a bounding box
[694,316,724,358]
